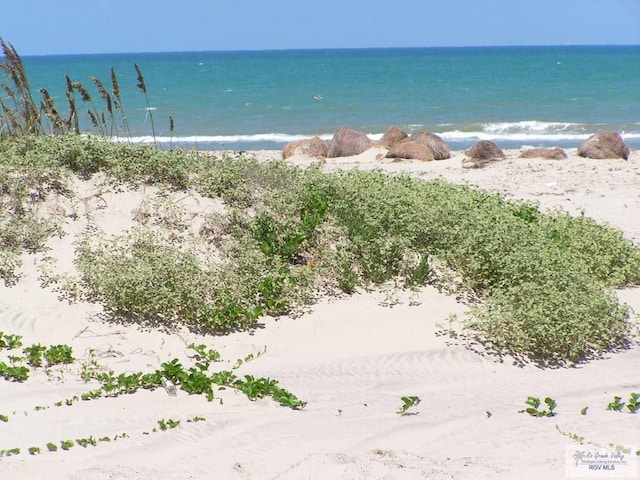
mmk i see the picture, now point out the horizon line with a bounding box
[18,42,640,58]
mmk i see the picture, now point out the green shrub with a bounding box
[195,153,302,208]
[541,210,640,286]
[2,136,639,363]
[0,142,69,285]
[72,227,251,331]
[470,279,630,362]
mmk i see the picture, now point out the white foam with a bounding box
[439,120,640,143]
[117,123,640,147]
[122,133,334,145]
[482,120,579,133]
[440,130,590,142]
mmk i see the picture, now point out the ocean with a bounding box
[20,45,640,151]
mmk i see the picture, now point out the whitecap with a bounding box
[122,133,335,145]
[482,120,579,133]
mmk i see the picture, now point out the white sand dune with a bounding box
[1,149,639,479]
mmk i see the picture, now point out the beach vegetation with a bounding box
[0,332,23,350]
[519,396,557,417]
[157,418,180,431]
[626,393,640,413]
[0,331,306,412]
[606,393,640,413]
[0,136,640,362]
[0,332,307,457]
[1,40,640,365]
[60,440,74,450]
[606,396,626,412]
[0,447,21,456]
[22,343,75,368]
[0,140,639,364]
[556,425,640,456]
[28,446,41,455]
[397,395,421,415]
[1,38,158,146]
[23,344,47,367]
[75,436,97,448]
[0,362,30,382]
[38,340,307,409]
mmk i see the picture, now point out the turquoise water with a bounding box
[20,45,640,150]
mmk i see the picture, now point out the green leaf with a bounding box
[544,397,557,412]
[525,396,540,409]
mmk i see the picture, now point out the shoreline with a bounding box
[129,133,640,153]
[1,146,639,480]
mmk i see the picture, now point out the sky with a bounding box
[1,0,639,56]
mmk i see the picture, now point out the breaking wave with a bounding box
[121,121,640,149]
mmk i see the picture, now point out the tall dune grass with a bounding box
[0,38,157,145]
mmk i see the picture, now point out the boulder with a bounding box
[463,140,506,168]
[577,131,630,160]
[386,141,435,161]
[409,132,451,160]
[465,140,506,160]
[327,126,374,158]
[518,147,567,160]
[282,136,328,159]
[378,126,408,149]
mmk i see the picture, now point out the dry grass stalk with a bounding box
[73,81,92,103]
[169,115,175,150]
[1,101,19,134]
[91,75,116,136]
[38,87,66,135]
[134,63,156,146]
[65,80,79,134]
[110,67,131,139]
[72,80,106,136]
[90,76,112,115]
[87,109,100,130]
[0,37,44,136]
[1,40,161,144]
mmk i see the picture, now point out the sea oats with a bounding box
[133,63,156,145]
[1,37,43,134]
[65,90,79,133]
[87,109,99,129]
[65,74,73,94]
[73,82,92,103]
[90,75,113,115]
[110,67,120,102]
[134,63,146,94]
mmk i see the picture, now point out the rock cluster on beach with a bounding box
[282,127,631,165]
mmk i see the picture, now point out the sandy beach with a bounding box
[1,147,639,480]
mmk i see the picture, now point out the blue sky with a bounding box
[2,0,639,55]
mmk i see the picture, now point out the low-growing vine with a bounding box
[0,333,306,457]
